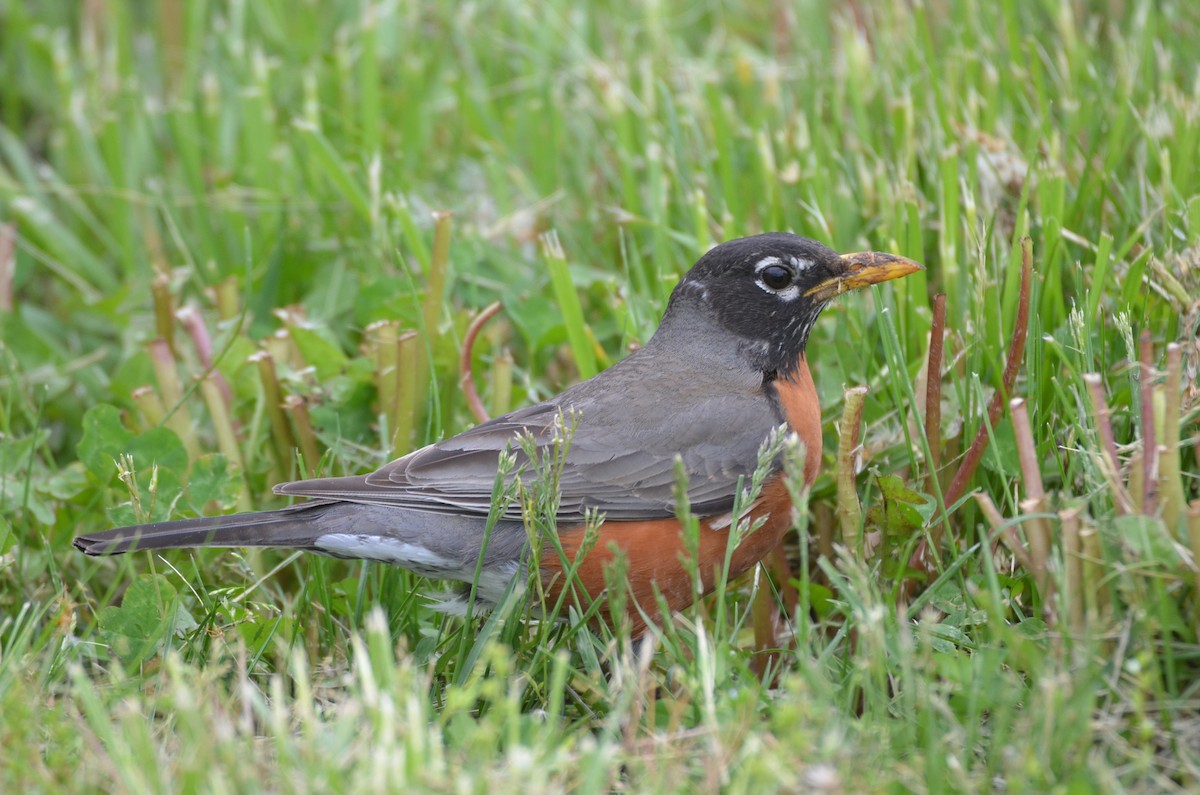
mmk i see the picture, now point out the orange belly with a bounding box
[539,358,822,634]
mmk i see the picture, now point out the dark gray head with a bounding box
[660,233,922,375]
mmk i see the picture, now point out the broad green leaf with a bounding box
[186,454,242,512]
[867,474,936,540]
[1107,515,1185,569]
[77,404,188,482]
[97,574,198,665]
[286,325,350,381]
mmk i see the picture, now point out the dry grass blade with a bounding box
[1083,373,1134,514]
[366,320,402,439]
[836,386,870,550]
[1189,501,1200,613]
[213,276,239,321]
[400,210,453,455]
[284,395,321,478]
[1010,398,1045,502]
[200,374,251,511]
[393,331,420,454]
[1011,398,1054,618]
[490,348,514,417]
[1160,343,1186,531]
[974,492,1036,575]
[131,385,166,429]
[1061,505,1084,633]
[751,546,800,684]
[424,211,453,348]
[249,350,296,477]
[148,337,200,460]
[151,271,174,350]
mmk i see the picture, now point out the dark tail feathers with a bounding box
[74,501,335,556]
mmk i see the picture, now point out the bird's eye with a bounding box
[759,264,794,290]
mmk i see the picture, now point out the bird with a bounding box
[76,234,922,635]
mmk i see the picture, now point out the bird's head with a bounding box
[664,233,923,375]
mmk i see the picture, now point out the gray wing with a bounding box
[275,348,783,522]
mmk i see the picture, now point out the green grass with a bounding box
[2,0,1200,791]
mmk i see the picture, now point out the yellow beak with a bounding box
[804,251,924,301]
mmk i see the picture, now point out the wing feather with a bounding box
[275,348,783,522]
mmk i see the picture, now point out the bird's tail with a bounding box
[74,501,335,556]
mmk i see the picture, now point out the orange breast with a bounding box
[540,358,822,634]
[777,357,823,486]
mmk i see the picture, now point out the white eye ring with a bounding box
[754,256,807,302]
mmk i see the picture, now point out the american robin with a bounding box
[76,234,921,634]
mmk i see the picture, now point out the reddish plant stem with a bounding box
[178,304,233,409]
[943,237,1033,508]
[0,223,13,312]
[1139,330,1157,515]
[925,292,946,504]
[902,239,1033,590]
[459,302,503,424]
